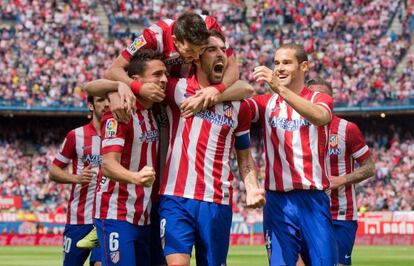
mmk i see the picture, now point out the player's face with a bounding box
[91,96,109,119]
[174,39,204,63]
[309,84,331,96]
[141,59,168,90]
[273,48,305,89]
[199,36,227,84]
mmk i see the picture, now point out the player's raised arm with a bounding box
[102,152,155,187]
[236,148,265,208]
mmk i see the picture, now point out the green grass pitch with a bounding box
[0,245,413,265]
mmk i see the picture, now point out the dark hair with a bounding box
[307,77,333,96]
[128,49,164,77]
[209,29,225,44]
[173,12,210,45]
[87,95,93,105]
[276,43,308,64]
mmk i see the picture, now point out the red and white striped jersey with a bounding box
[121,15,233,77]
[327,116,370,221]
[248,87,333,192]
[95,108,158,225]
[160,75,251,205]
[52,122,101,225]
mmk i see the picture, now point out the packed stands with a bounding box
[1,0,413,108]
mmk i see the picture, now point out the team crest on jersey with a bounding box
[223,103,233,118]
[110,251,120,264]
[126,35,147,54]
[329,134,338,147]
[105,119,118,138]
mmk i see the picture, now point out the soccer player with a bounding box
[159,30,265,266]
[249,44,338,265]
[308,78,375,266]
[106,11,239,117]
[49,95,108,266]
[85,50,168,266]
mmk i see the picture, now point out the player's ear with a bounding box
[300,61,309,72]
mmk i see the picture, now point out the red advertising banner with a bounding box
[0,234,63,246]
[0,196,22,209]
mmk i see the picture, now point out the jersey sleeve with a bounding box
[235,100,252,136]
[121,28,158,61]
[101,111,129,154]
[312,92,333,119]
[204,15,233,57]
[53,130,76,168]
[346,122,371,163]
[234,101,251,150]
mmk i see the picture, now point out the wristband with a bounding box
[130,80,142,95]
[212,83,226,93]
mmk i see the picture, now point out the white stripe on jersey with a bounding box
[291,107,311,189]
[102,138,125,148]
[106,182,120,219]
[149,24,164,53]
[70,127,84,224]
[164,79,188,194]
[220,121,233,205]
[55,153,70,164]
[333,119,348,220]
[124,115,140,223]
[264,96,277,191]
[202,122,220,202]
[277,99,294,191]
[353,145,369,159]
[183,118,203,199]
[140,110,156,224]
[83,136,100,224]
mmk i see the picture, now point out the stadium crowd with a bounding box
[0,122,412,221]
[1,0,414,108]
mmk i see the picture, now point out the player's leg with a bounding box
[63,224,93,266]
[333,220,358,266]
[195,201,232,266]
[89,245,102,266]
[263,191,302,266]
[94,218,139,266]
[151,202,166,266]
[134,225,152,266]
[298,190,338,266]
[159,195,196,266]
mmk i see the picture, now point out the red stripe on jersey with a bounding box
[329,119,340,219]
[133,111,148,225]
[284,106,303,189]
[212,122,230,203]
[173,118,192,196]
[193,119,211,200]
[76,127,92,224]
[267,98,284,190]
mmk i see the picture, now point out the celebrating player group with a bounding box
[50,11,374,266]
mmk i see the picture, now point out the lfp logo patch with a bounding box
[126,35,147,54]
[105,118,118,138]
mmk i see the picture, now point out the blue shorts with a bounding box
[333,220,358,265]
[151,202,166,266]
[159,195,232,266]
[263,190,338,266]
[63,224,101,266]
[94,219,151,266]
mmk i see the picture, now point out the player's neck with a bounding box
[195,68,210,88]
[91,116,101,136]
[137,98,153,109]
[289,79,305,95]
